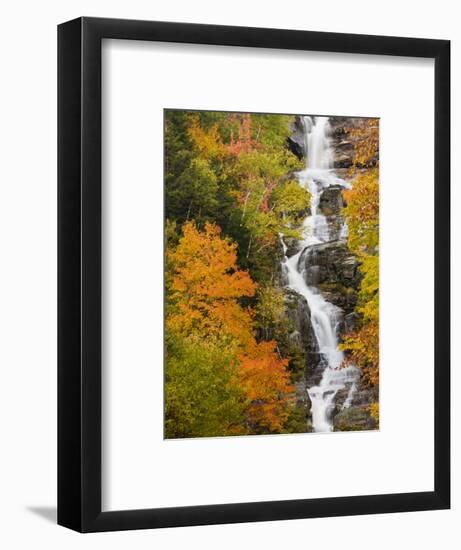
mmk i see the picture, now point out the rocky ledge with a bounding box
[298,240,362,316]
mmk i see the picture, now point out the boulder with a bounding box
[319,285,358,315]
[283,288,326,386]
[318,185,344,216]
[299,241,362,290]
[334,154,353,169]
[284,289,318,358]
[343,312,360,333]
[333,405,377,432]
[328,116,379,169]
[287,117,306,160]
[283,237,302,258]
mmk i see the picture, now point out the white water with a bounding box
[282,116,358,433]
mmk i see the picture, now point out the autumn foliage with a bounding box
[166,221,293,436]
[341,123,379,414]
[165,110,380,436]
[167,222,256,342]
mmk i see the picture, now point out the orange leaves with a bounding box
[167,221,293,432]
[239,341,293,431]
[187,113,259,160]
[167,221,256,341]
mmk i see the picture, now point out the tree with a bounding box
[166,221,294,435]
[348,118,379,168]
[164,112,308,435]
[239,341,292,432]
[166,221,256,343]
[342,170,379,254]
[169,157,219,224]
[165,333,246,438]
[271,180,311,226]
[341,141,379,399]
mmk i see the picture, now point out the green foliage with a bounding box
[282,401,310,434]
[271,180,311,226]
[171,158,219,224]
[165,333,247,438]
[255,284,286,340]
[252,113,296,148]
[357,254,379,323]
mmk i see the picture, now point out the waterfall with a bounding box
[282,116,358,433]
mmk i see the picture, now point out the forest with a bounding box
[164,109,379,438]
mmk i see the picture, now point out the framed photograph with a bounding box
[58,17,450,532]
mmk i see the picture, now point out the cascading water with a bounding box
[281,116,359,433]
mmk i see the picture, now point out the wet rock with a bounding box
[326,215,346,242]
[318,185,344,216]
[319,286,358,315]
[351,388,374,408]
[328,116,379,169]
[299,241,362,290]
[287,117,306,160]
[333,383,354,412]
[283,237,302,258]
[284,289,325,386]
[298,241,361,317]
[333,405,377,431]
[344,312,360,333]
[284,289,317,358]
[334,154,353,169]
[316,186,347,240]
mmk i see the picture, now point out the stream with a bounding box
[281,116,359,432]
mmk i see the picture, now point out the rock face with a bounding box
[283,237,302,258]
[319,185,344,216]
[329,116,379,169]
[318,185,346,241]
[333,406,376,431]
[298,241,361,304]
[284,288,319,365]
[333,386,378,431]
[283,287,340,408]
[287,117,306,159]
[282,288,320,427]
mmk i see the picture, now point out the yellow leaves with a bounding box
[348,118,379,168]
[341,162,379,389]
[187,115,226,160]
[341,320,379,387]
[343,169,379,255]
[369,402,379,424]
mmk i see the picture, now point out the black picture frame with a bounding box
[58,16,450,533]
